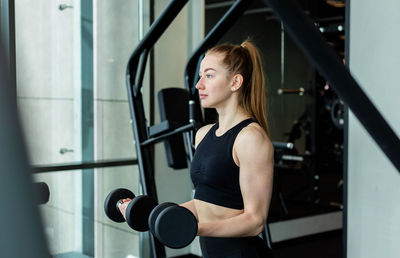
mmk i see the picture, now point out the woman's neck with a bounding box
[216,106,250,134]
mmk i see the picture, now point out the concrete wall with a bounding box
[347,0,400,257]
[15,0,82,254]
[16,0,140,256]
[93,1,140,257]
[15,0,203,257]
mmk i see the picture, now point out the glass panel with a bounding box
[94,0,140,162]
[15,0,83,166]
[16,1,147,257]
[33,165,140,258]
[15,0,140,167]
[94,165,141,258]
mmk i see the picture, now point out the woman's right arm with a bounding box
[180,200,198,221]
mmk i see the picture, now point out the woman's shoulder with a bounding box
[233,122,273,166]
[195,123,215,148]
[236,122,272,150]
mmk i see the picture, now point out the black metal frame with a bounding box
[343,1,351,257]
[31,158,138,173]
[261,0,400,173]
[261,1,399,257]
[126,1,190,255]
[126,0,256,256]
[0,0,16,99]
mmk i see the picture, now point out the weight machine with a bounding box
[125,0,258,256]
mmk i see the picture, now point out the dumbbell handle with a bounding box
[116,199,131,216]
[116,199,124,209]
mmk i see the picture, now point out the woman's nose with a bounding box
[196,78,204,90]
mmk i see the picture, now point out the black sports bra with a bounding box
[190,118,255,210]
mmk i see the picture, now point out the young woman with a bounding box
[180,40,274,257]
[119,40,274,257]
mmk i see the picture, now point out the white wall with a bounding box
[348,1,400,257]
[15,0,82,254]
[93,1,140,257]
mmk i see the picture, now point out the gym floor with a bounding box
[267,169,343,258]
[271,230,342,258]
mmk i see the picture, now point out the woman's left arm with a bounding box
[197,125,274,237]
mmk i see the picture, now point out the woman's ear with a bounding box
[231,74,243,91]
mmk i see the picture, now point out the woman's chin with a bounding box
[200,101,210,108]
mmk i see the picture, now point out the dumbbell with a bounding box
[33,182,50,205]
[148,202,198,249]
[104,188,157,232]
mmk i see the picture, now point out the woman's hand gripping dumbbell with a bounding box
[104,188,198,249]
[104,188,157,232]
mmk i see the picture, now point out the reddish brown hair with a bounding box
[207,41,269,135]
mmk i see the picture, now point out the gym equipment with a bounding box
[33,182,50,205]
[148,202,175,237]
[149,203,198,249]
[274,70,345,220]
[104,188,198,249]
[277,87,306,96]
[124,0,255,256]
[263,0,400,172]
[155,88,190,169]
[331,98,345,129]
[104,188,157,232]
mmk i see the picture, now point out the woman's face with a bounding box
[196,53,234,109]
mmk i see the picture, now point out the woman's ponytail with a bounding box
[208,40,270,136]
[240,41,269,136]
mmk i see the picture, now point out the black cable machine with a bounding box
[128,1,400,256]
[260,0,399,256]
[261,0,400,172]
[126,0,257,256]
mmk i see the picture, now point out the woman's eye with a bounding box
[206,74,212,79]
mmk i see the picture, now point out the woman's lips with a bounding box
[199,94,207,99]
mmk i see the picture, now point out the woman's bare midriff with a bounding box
[194,199,243,222]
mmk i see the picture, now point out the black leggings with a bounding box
[199,236,273,258]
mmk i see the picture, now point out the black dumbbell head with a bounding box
[33,182,50,205]
[148,202,176,236]
[126,195,157,232]
[155,205,198,249]
[104,188,135,223]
